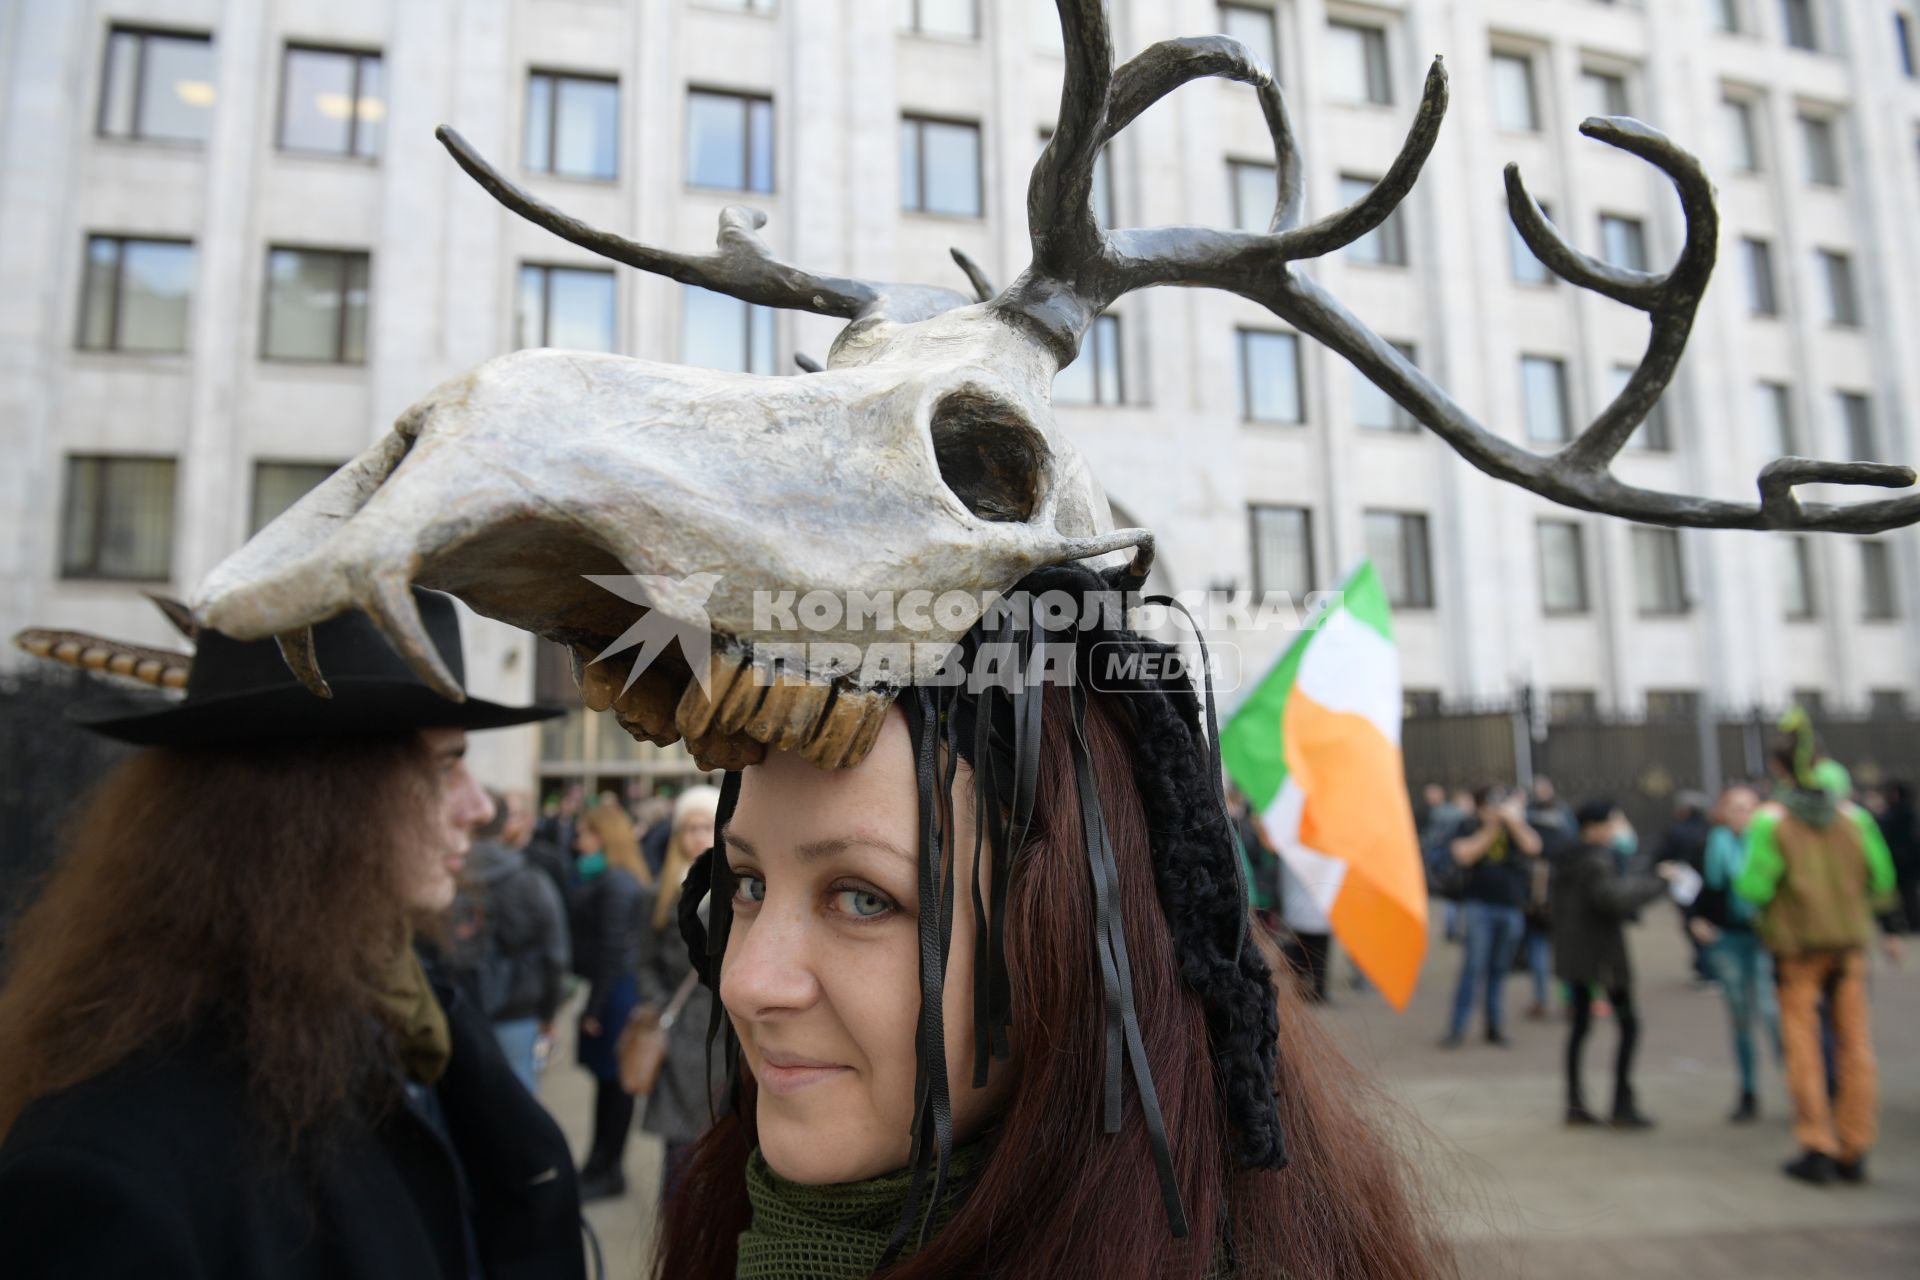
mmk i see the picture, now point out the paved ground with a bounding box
[535,903,1918,1278]
[1321,909,1920,1278]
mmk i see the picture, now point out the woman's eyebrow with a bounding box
[724,832,915,864]
[794,836,916,865]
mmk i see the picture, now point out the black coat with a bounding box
[569,865,645,1024]
[0,971,586,1280]
[1550,842,1667,988]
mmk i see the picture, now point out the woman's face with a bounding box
[721,709,1013,1184]
[679,810,716,863]
[574,823,602,855]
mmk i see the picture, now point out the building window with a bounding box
[1549,688,1599,722]
[1612,364,1670,451]
[516,264,616,352]
[686,90,773,193]
[1229,159,1278,233]
[1869,688,1907,717]
[1817,249,1860,327]
[900,116,981,216]
[78,235,195,353]
[1338,175,1407,265]
[681,284,774,373]
[1837,391,1876,460]
[262,247,369,364]
[1778,534,1817,619]
[98,27,216,144]
[1218,3,1279,68]
[1537,520,1589,614]
[1633,527,1689,615]
[1510,200,1554,284]
[1353,341,1417,431]
[1249,505,1314,597]
[1723,95,1761,171]
[1781,0,1819,51]
[1326,21,1392,105]
[1709,0,1743,33]
[1799,112,1841,186]
[1860,540,1898,619]
[1041,130,1113,226]
[1645,688,1700,719]
[897,0,978,38]
[1521,355,1571,444]
[59,455,176,581]
[525,71,619,181]
[1599,215,1648,272]
[278,46,384,159]
[251,460,338,535]
[1756,381,1796,455]
[1238,328,1303,423]
[1899,12,1918,78]
[1490,52,1539,132]
[1054,314,1124,406]
[1742,237,1779,315]
[1364,510,1434,609]
[1580,68,1631,118]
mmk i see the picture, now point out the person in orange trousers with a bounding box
[1736,718,1903,1186]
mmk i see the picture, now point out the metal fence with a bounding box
[1403,694,1920,839]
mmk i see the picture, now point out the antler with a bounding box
[435,126,974,325]
[1005,1,1918,534]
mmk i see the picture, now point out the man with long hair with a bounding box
[0,591,586,1279]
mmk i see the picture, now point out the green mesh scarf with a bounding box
[735,1144,984,1279]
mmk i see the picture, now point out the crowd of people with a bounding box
[1410,730,1910,1185]
[443,777,729,1207]
[0,584,1907,1277]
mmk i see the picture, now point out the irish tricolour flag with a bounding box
[1220,561,1426,1010]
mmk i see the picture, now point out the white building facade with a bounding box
[3,0,1917,789]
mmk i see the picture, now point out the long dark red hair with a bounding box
[656,686,1453,1278]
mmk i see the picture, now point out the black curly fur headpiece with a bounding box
[678,561,1285,1260]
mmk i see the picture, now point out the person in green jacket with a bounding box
[1735,717,1903,1186]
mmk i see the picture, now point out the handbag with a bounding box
[617,969,700,1096]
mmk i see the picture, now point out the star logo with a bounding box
[582,573,722,699]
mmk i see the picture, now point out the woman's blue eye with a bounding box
[734,874,766,904]
[837,888,892,919]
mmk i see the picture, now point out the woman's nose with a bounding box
[720,901,822,1017]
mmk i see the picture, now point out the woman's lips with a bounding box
[756,1052,851,1096]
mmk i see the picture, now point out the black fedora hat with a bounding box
[70,589,562,747]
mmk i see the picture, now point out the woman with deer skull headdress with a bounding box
[637,568,1454,1278]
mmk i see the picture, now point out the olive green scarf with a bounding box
[735,1145,984,1279]
[372,942,451,1086]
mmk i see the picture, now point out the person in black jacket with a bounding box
[1660,791,1715,981]
[568,802,652,1202]
[456,791,572,1094]
[0,591,585,1279]
[1551,797,1680,1130]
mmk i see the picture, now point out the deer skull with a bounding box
[194,300,1146,771]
